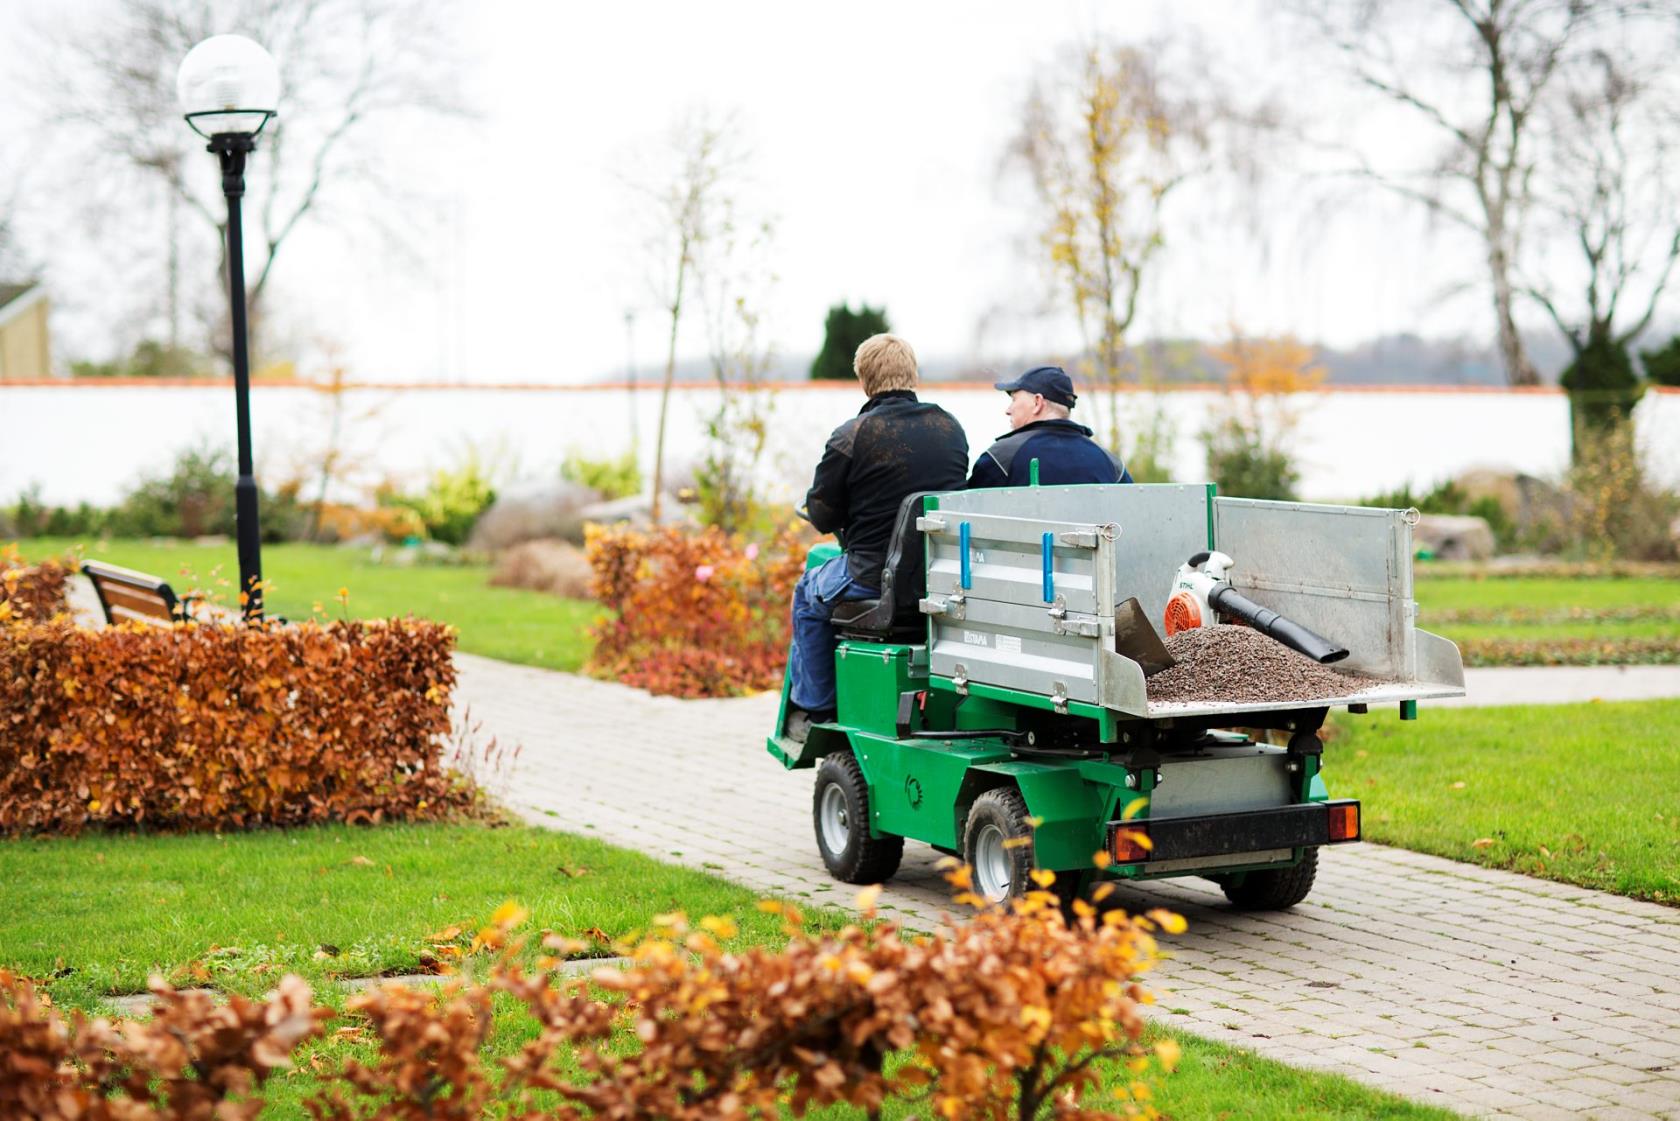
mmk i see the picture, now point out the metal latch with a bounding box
[919,592,966,620]
[1047,596,1100,637]
[915,516,948,533]
[952,664,969,695]
[1057,530,1099,549]
[1050,681,1069,714]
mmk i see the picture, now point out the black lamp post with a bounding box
[178,35,280,623]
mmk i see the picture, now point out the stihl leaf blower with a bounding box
[1163,551,1349,664]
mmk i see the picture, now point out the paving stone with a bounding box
[454,653,1680,1121]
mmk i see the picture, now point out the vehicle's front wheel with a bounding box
[962,787,1036,904]
[813,752,903,884]
[1218,847,1319,910]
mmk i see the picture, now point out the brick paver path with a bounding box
[457,654,1680,1120]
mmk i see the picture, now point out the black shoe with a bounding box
[785,706,835,743]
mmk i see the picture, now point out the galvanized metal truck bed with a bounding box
[916,485,1466,720]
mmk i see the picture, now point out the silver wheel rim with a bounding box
[974,823,1014,901]
[819,783,851,854]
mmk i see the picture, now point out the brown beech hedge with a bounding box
[0,883,1182,1120]
[0,559,71,623]
[0,618,473,834]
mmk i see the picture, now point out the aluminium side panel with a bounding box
[1210,498,1415,681]
[933,484,1214,631]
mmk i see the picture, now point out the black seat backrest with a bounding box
[830,490,934,638]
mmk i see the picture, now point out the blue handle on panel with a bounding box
[1042,532,1054,602]
[959,521,973,589]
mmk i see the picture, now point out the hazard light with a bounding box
[1110,825,1153,864]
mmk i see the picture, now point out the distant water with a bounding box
[2,381,1676,507]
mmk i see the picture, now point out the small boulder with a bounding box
[1414,514,1496,560]
[489,538,595,599]
[468,481,597,551]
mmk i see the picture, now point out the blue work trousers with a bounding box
[787,554,877,713]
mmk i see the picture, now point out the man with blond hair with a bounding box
[786,333,968,740]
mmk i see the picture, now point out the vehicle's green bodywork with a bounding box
[767,544,1333,889]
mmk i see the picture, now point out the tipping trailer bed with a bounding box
[915,484,1466,724]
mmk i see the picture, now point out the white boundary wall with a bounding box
[1,382,1676,507]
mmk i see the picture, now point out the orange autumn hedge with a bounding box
[0,618,473,834]
[0,558,71,624]
[585,523,809,698]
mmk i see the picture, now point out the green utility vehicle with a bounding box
[767,483,1465,908]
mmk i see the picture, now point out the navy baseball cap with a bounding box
[994,365,1077,408]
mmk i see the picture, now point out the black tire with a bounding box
[1219,847,1319,910]
[813,752,903,884]
[962,787,1037,904]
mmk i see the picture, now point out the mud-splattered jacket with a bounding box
[805,390,968,589]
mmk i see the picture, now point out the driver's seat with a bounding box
[830,491,933,642]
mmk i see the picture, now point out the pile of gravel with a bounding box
[1146,624,1378,705]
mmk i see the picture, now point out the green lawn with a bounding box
[1414,572,1680,663]
[0,821,840,1011]
[1329,700,1680,904]
[0,821,1457,1120]
[8,537,602,672]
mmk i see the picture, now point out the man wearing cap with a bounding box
[967,365,1133,488]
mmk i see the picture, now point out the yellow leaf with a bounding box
[756,899,785,914]
[1450,781,1467,790]
[87,800,101,813]
[1002,835,1033,850]
[1020,1004,1052,1032]
[1091,850,1113,868]
[1148,908,1187,935]
[1154,1037,1182,1073]
[699,915,737,940]
[1471,837,1497,849]
[854,884,882,914]
[1029,868,1057,888]
[1121,796,1148,821]
[945,865,973,890]
[490,900,529,928]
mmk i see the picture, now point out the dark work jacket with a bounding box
[967,418,1133,489]
[805,390,969,589]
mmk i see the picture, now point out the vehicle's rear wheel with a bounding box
[813,751,903,884]
[962,787,1035,904]
[1218,847,1319,910]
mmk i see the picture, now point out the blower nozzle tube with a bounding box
[1207,584,1350,664]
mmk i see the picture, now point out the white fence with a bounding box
[2,381,1676,508]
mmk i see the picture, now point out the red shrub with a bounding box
[585,522,808,697]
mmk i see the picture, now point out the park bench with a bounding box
[81,560,197,625]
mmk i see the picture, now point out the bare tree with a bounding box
[1521,41,1680,443]
[1525,47,1680,364]
[1007,40,1219,450]
[635,113,743,524]
[694,212,777,533]
[1293,0,1674,387]
[31,0,465,361]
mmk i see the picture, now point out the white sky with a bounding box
[2,0,1511,382]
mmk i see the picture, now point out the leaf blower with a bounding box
[1163,551,1349,664]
